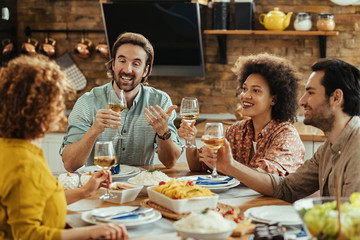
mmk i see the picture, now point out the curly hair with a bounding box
[0,54,74,140]
[232,53,300,123]
[105,32,154,85]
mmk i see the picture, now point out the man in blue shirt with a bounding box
[61,32,182,172]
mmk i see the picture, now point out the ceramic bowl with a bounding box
[293,196,360,239]
[98,182,142,204]
[174,212,236,240]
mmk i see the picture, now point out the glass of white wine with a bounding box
[179,97,199,148]
[108,89,127,139]
[202,122,225,178]
[94,141,117,200]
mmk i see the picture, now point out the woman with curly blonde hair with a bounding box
[0,55,127,240]
[179,53,305,176]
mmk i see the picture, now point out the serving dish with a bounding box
[98,182,142,204]
[293,195,360,240]
[173,210,237,240]
[147,186,218,214]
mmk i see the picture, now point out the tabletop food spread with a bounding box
[65,163,334,240]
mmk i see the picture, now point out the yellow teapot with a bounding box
[259,7,293,31]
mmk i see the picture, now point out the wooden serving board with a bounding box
[141,199,242,220]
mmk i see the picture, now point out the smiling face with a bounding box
[112,43,149,93]
[239,73,275,122]
[299,71,335,132]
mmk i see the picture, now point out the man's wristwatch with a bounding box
[157,129,171,140]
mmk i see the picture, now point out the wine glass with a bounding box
[179,97,199,148]
[202,122,225,178]
[94,141,117,200]
[108,89,127,139]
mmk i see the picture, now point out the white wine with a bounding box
[203,137,225,151]
[179,113,200,121]
[108,103,127,113]
[94,156,116,169]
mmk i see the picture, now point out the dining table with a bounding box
[65,162,293,240]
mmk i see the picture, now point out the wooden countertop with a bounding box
[195,120,325,142]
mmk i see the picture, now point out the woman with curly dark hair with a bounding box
[0,55,127,240]
[179,53,305,176]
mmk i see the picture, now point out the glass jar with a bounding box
[294,12,312,31]
[317,13,335,31]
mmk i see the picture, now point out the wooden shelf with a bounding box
[204,30,339,36]
[191,0,208,5]
[204,30,339,64]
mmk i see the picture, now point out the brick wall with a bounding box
[15,0,360,115]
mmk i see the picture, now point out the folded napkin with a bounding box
[110,164,120,175]
[195,176,233,185]
[109,214,139,220]
[92,212,139,220]
[91,164,119,175]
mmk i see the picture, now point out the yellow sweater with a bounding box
[0,138,66,240]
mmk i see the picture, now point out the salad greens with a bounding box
[304,192,360,240]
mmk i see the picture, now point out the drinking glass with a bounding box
[108,89,127,139]
[202,122,225,178]
[94,141,117,200]
[179,97,199,148]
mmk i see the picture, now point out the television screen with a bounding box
[101,2,205,77]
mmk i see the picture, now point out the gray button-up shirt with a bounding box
[60,82,182,167]
[270,116,360,203]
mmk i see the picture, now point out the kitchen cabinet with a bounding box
[204,30,339,64]
[42,133,194,171]
[41,133,67,173]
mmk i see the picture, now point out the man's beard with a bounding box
[114,74,142,93]
[304,99,335,133]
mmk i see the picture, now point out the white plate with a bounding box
[207,180,241,193]
[81,209,162,227]
[177,175,240,192]
[244,205,302,226]
[79,165,141,178]
[91,206,155,223]
[178,175,236,187]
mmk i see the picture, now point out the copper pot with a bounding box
[74,38,93,58]
[2,38,14,56]
[96,39,109,59]
[39,37,56,57]
[21,38,38,55]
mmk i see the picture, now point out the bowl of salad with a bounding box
[293,193,360,240]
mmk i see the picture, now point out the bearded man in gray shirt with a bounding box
[200,58,360,202]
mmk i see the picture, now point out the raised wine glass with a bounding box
[179,97,199,148]
[108,89,127,139]
[94,141,117,200]
[202,122,225,178]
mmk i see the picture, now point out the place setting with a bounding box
[78,164,141,180]
[244,205,303,226]
[81,206,162,227]
[177,175,240,193]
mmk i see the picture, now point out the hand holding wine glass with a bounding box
[94,141,117,200]
[202,122,225,178]
[179,97,199,148]
[108,89,127,139]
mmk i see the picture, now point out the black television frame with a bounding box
[100,1,205,77]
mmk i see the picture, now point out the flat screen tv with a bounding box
[101,1,205,77]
